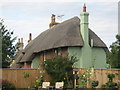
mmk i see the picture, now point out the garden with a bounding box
[1,56,120,89]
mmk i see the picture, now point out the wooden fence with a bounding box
[78,68,120,88]
[1,68,120,88]
[2,68,50,88]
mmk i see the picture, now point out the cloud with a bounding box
[3,17,50,46]
[0,2,118,48]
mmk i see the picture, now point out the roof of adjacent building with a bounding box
[11,16,108,68]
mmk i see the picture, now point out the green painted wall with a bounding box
[31,55,40,68]
[68,47,82,68]
[68,46,107,69]
[80,46,92,68]
[68,46,92,68]
[92,48,107,68]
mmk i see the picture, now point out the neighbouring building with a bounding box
[11,5,108,69]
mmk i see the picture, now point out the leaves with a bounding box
[79,69,92,88]
[44,55,77,87]
[1,79,16,89]
[23,71,30,78]
[31,76,44,88]
[107,34,120,68]
[1,19,17,68]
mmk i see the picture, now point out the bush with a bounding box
[44,55,78,88]
[101,73,118,88]
[1,79,16,89]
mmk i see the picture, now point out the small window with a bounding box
[58,48,61,55]
[54,49,57,54]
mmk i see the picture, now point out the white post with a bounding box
[74,78,76,88]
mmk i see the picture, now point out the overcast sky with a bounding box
[0,0,119,48]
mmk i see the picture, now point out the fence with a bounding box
[78,68,120,88]
[2,68,50,88]
[1,68,120,88]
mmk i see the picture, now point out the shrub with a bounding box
[44,55,78,88]
[1,79,16,89]
[101,73,118,88]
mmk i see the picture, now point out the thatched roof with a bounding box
[11,16,108,67]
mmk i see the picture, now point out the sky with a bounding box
[0,0,119,48]
[118,1,120,35]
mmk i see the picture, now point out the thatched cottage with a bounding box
[11,5,108,69]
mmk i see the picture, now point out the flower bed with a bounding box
[0,79,16,89]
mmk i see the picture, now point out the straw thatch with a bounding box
[11,16,108,68]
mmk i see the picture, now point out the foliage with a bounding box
[107,73,116,82]
[102,82,117,88]
[101,73,118,88]
[91,80,99,88]
[0,19,17,68]
[44,55,78,88]
[78,69,92,88]
[31,76,44,89]
[106,81,117,88]
[1,79,16,89]
[107,34,120,68]
[23,71,30,78]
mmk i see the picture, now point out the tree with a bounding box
[44,55,78,88]
[0,19,16,68]
[107,34,120,68]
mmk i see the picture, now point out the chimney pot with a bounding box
[29,33,32,41]
[83,3,86,12]
[51,14,56,23]
[49,14,59,28]
[28,33,32,43]
[21,38,23,43]
[18,38,20,43]
[21,38,24,49]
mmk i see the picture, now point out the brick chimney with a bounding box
[49,14,59,28]
[16,38,24,52]
[19,38,24,50]
[51,14,55,23]
[18,38,20,43]
[28,33,32,43]
[16,38,21,52]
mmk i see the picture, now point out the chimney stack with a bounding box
[18,38,20,43]
[80,4,89,45]
[16,38,24,52]
[80,4,92,68]
[49,14,59,28]
[20,38,24,50]
[21,38,23,43]
[16,38,21,52]
[28,33,32,43]
[51,14,56,23]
